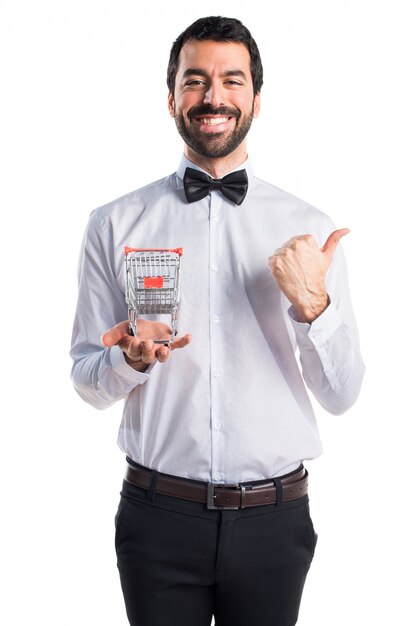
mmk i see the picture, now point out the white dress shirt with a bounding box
[71,155,365,483]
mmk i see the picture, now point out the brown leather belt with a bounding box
[125,462,308,510]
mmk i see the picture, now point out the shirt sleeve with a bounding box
[70,208,154,410]
[287,219,365,415]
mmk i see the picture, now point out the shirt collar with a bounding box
[176,154,254,182]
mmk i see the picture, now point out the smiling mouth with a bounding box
[195,116,231,126]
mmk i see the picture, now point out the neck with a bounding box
[184,143,248,178]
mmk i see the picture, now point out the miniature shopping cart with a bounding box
[124,247,183,343]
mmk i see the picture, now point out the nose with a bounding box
[203,83,224,107]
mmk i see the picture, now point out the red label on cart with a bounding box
[144,276,164,288]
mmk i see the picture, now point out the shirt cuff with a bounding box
[109,345,156,384]
[288,300,343,346]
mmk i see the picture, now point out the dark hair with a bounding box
[167,16,263,96]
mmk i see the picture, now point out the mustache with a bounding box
[187,105,240,121]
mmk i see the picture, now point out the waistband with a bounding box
[124,459,308,510]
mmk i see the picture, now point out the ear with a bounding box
[168,91,175,118]
[253,92,261,118]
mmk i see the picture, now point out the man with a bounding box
[71,15,364,626]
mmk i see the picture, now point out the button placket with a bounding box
[208,191,225,482]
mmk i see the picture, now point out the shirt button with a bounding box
[214,422,223,430]
[214,473,223,482]
[213,369,221,377]
[211,264,219,272]
[212,315,220,323]
[212,215,219,223]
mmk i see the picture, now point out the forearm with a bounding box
[290,301,365,415]
[71,344,153,410]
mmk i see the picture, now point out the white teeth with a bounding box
[199,117,229,125]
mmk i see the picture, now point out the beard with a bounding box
[174,103,255,159]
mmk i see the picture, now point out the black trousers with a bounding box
[115,469,317,626]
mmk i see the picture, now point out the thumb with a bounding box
[321,228,350,261]
[101,321,130,347]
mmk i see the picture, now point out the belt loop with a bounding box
[273,476,283,507]
[147,470,160,501]
[240,485,247,509]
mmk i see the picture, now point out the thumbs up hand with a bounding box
[268,229,350,323]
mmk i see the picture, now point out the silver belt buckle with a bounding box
[206,482,241,510]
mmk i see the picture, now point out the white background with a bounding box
[1,0,417,624]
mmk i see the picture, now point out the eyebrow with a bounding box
[181,69,248,80]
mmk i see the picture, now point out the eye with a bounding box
[225,79,243,87]
[185,79,205,87]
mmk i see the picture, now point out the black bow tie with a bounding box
[183,167,248,205]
